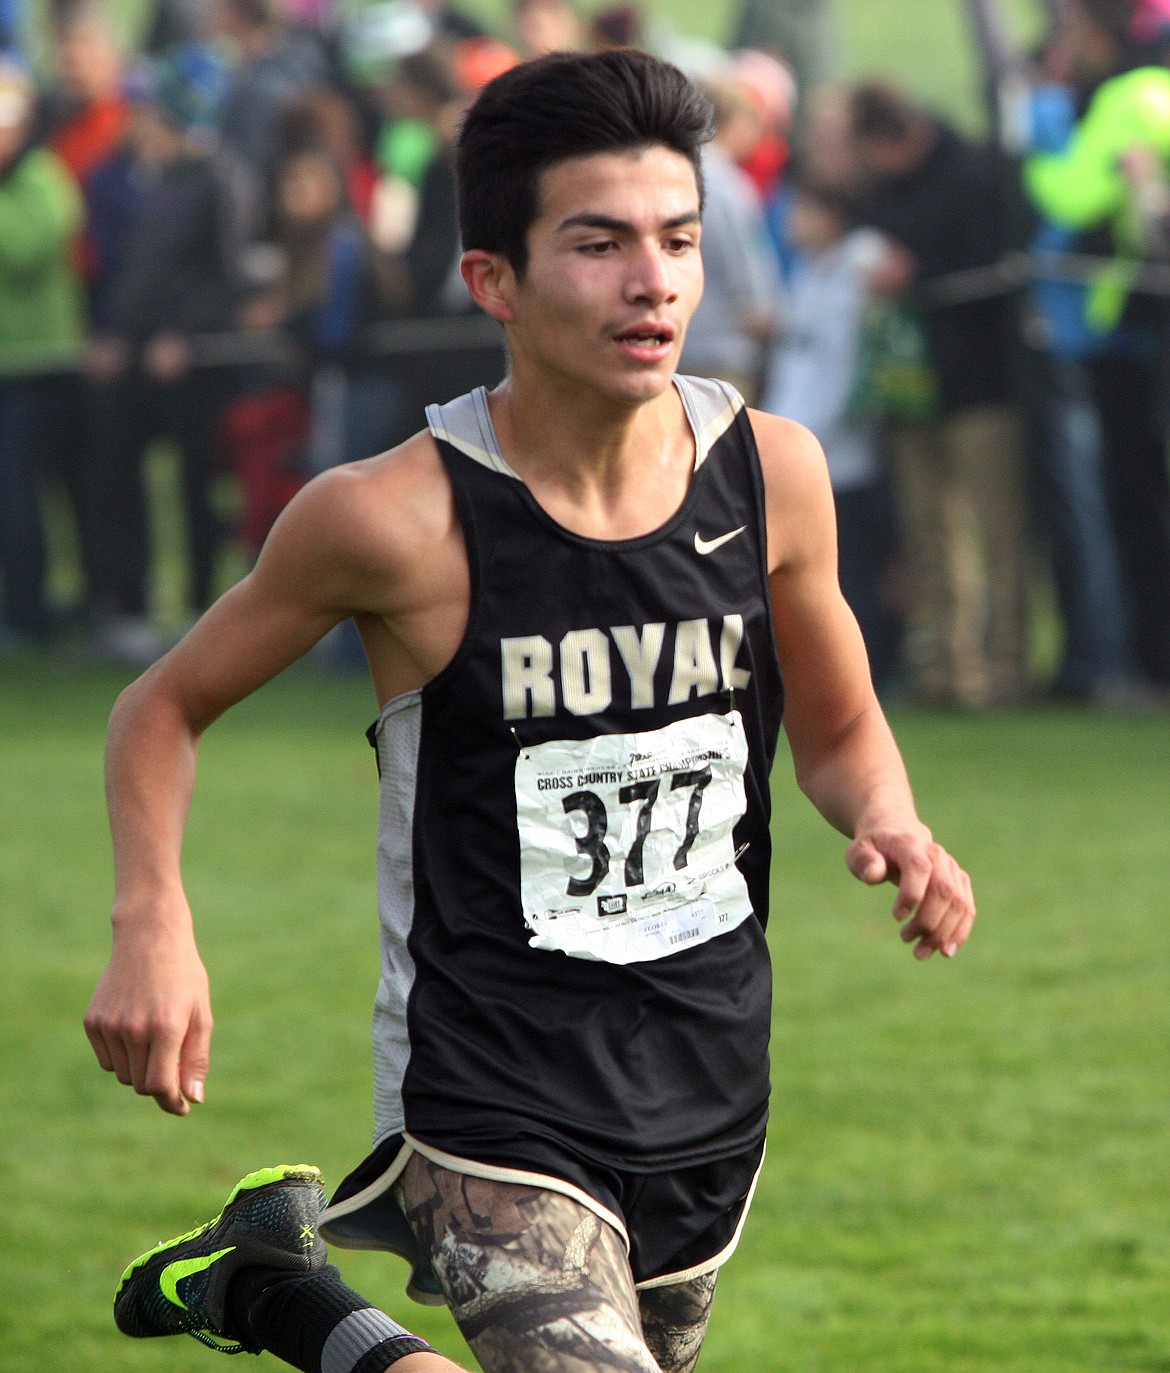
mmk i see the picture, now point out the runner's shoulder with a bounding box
[268,429,455,580]
[745,409,825,475]
[745,409,832,508]
[744,409,835,572]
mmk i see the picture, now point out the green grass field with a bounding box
[2,657,1168,1373]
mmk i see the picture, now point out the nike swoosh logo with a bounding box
[160,1247,236,1311]
[694,525,746,556]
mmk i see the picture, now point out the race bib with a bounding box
[514,712,753,964]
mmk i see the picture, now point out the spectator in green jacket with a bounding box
[0,58,86,645]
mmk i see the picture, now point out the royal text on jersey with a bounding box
[501,616,753,720]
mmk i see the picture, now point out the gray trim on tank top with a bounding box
[371,689,423,1144]
[425,375,745,476]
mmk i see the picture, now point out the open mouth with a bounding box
[615,327,674,347]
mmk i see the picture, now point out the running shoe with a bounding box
[114,1164,328,1353]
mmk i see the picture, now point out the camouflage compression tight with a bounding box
[399,1153,719,1373]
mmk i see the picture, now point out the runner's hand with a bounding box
[84,911,212,1116]
[846,829,976,960]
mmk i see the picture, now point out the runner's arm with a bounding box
[84,464,402,1114]
[751,410,975,959]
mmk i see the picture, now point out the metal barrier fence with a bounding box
[918,250,1170,307]
[0,311,507,377]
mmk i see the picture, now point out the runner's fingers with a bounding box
[112,1037,136,1085]
[90,1023,132,1084]
[944,870,977,955]
[179,1009,213,1107]
[142,1022,190,1115]
[85,1001,192,1109]
[900,851,972,961]
[125,1029,155,1096]
[936,857,976,955]
[924,854,964,947]
[890,846,933,922]
[84,1017,115,1072]
[929,893,969,957]
[895,840,950,939]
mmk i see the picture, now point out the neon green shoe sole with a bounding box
[114,1165,328,1353]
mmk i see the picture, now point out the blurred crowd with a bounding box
[1,0,1169,709]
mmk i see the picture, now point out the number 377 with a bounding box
[560,767,712,897]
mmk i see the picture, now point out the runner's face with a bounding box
[506,147,704,404]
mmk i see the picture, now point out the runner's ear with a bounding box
[461,250,517,324]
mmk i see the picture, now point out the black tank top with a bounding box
[369,377,784,1172]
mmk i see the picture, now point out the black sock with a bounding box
[227,1264,432,1372]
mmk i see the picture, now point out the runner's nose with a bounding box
[624,243,677,306]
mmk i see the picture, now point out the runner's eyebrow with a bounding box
[556,211,701,234]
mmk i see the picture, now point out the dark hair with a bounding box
[849,81,919,142]
[456,48,714,274]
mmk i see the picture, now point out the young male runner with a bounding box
[86,49,976,1373]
